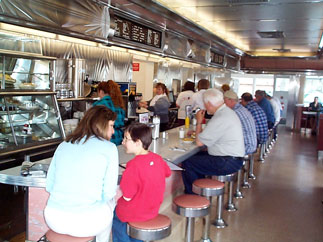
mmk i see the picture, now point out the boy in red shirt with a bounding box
[112,123,171,242]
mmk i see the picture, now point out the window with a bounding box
[304,77,323,106]
[235,77,253,97]
[275,78,289,92]
[255,77,274,96]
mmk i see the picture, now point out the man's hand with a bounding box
[196,109,205,124]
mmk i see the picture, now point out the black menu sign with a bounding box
[211,52,224,65]
[114,16,162,48]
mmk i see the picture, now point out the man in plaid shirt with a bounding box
[241,93,268,145]
[224,90,257,155]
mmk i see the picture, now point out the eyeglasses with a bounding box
[123,136,133,142]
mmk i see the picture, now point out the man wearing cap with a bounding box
[241,93,268,145]
[224,90,257,155]
[182,88,245,194]
[255,90,275,129]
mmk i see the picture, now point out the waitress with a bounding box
[139,82,170,131]
[93,81,125,145]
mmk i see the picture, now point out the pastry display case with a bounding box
[0,92,64,158]
[0,54,55,91]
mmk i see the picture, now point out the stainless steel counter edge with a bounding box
[0,126,201,188]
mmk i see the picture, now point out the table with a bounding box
[0,125,201,241]
[302,111,319,133]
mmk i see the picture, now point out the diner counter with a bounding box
[0,126,200,188]
[0,125,201,241]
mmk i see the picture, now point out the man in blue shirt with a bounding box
[255,90,275,129]
[241,93,268,145]
[224,90,257,155]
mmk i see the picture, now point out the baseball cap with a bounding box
[224,90,238,100]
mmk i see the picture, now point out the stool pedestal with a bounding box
[258,143,265,162]
[234,167,244,199]
[242,156,251,188]
[193,179,225,241]
[248,153,257,180]
[215,173,238,212]
[212,193,227,228]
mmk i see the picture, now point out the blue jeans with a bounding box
[182,151,243,194]
[112,211,142,242]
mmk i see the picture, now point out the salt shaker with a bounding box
[179,128,185,139]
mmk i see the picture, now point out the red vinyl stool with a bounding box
[173,194,210,242]
[127,214,171,241]
[193,178,225,241]
[39,229,95,242]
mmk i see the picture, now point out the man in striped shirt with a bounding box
[224,90,257,155]
[241,93,268,145]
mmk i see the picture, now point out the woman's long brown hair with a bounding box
[66,106,117,144]
[107,80,125,109]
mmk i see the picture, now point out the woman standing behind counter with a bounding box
[44,106,119,242]
[93,80,125,145]
[176,81,195,125]
[139,82,170,131]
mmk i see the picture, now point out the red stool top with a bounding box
[128,214,171,230]
[193,179,224,189]
[46,229,95,242]
[173,194,210,208]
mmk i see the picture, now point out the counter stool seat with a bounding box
[173,194,210,242]
[193,178,225,196]
[193,179,225,241]
[127,214,171,241]
[42,229,95,242]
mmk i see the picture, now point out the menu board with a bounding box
[114,16,162,48]
[211,52,224,65]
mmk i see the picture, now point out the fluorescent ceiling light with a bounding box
[132,54,148,60]
[108,46,127,52]
[0,23,57,38]
[57,35,97,46]
[128,50,149,56]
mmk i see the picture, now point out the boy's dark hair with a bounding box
[125,123,152,150]
[241,92,253,102]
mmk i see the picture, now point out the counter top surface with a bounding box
[0,126,201,188]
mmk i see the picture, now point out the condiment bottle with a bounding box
[185,115,190,129]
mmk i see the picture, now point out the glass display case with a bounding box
[0,92,64,157]
[0,54,55,90]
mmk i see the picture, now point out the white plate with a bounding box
[183,139,194,144]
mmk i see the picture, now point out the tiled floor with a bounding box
[0,126,322,242]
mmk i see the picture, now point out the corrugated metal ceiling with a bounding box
[153,0,323,57]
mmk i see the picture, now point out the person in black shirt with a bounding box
[308,97,322,135]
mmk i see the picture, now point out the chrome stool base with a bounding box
[242,181,251,188]
[226,203,237,212]
[248,174,256,180]
[234,190,244,199]
[199,238,213,242]
[213,218,228,228]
